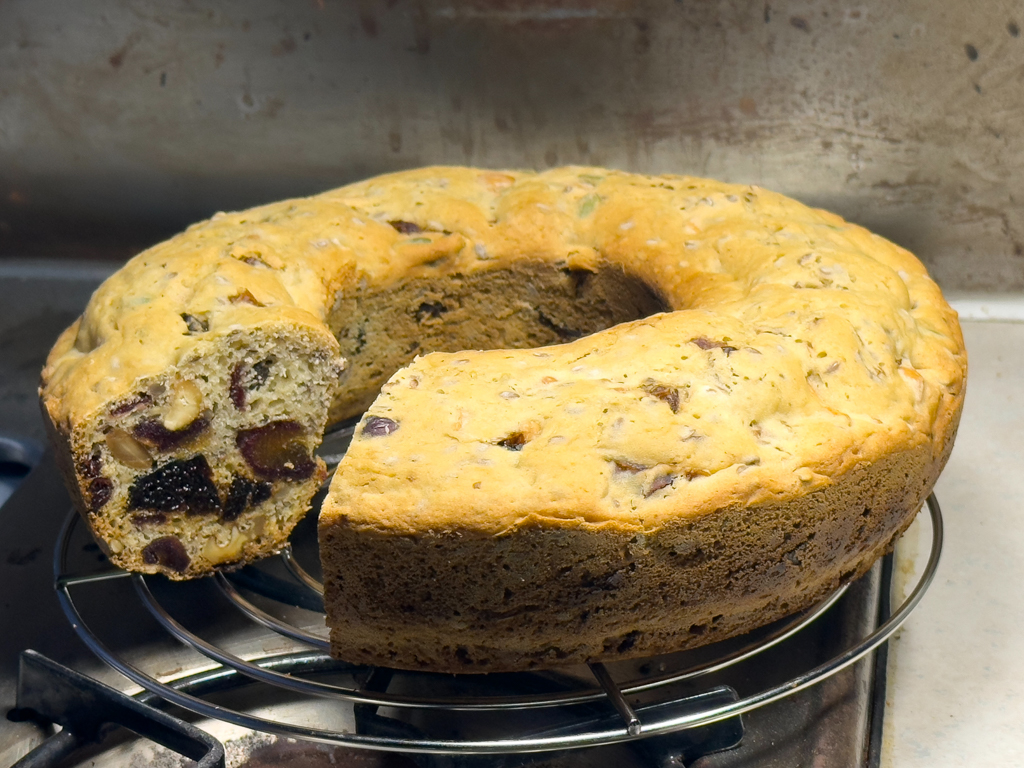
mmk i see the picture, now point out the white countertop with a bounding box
[884,317,1024,765]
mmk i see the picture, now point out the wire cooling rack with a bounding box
[52,494,943,755]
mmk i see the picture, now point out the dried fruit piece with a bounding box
[496,420,541,450]
[230,359,274,411]
[498,432,528,451]
[362,416,399,437]
[162,381,203,431]
[230,289,264,306]
[389,220,423,234]
[230,364,247,410]
[614,459,648,473]
[128,456,221,515]
[251,481,272,505]
[106,428,154,470]
[221,475,272,522]
[134,414,210,451]
[691,337,737,355]
[88,477,112,511]
[80,453,103,480]
[142,536,191,573]
[181,313,209,333]
[251,359,273,388]
[640,379,681,413]
[110,393,152,416]
[237,421,316,481]
[646,474,674,496]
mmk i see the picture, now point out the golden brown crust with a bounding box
[321,438,947,673]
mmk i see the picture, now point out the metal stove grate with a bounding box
[51,494,943,756]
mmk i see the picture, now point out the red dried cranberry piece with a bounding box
[236,421,316,481]
[134,414,210,451]
[88,477,112,510]
[142,536,191,573]
[127,456,221,515]
[362,416,399,437]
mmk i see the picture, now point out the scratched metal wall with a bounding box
[0,0,1021,290]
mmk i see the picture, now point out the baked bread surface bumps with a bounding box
[318,166,965,672]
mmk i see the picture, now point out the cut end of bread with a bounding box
[55,323,342,579]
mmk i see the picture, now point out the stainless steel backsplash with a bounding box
[1,0,1020,290]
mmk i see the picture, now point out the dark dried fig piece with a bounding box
[221,475,273,522]
[237,421,316,481]
[128,456,221,515]
[250,481,272,505]
[142,536,191,573]
[134,414,210,451]
[362,416,399,437]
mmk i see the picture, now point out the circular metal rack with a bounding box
[54,494,944,756]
